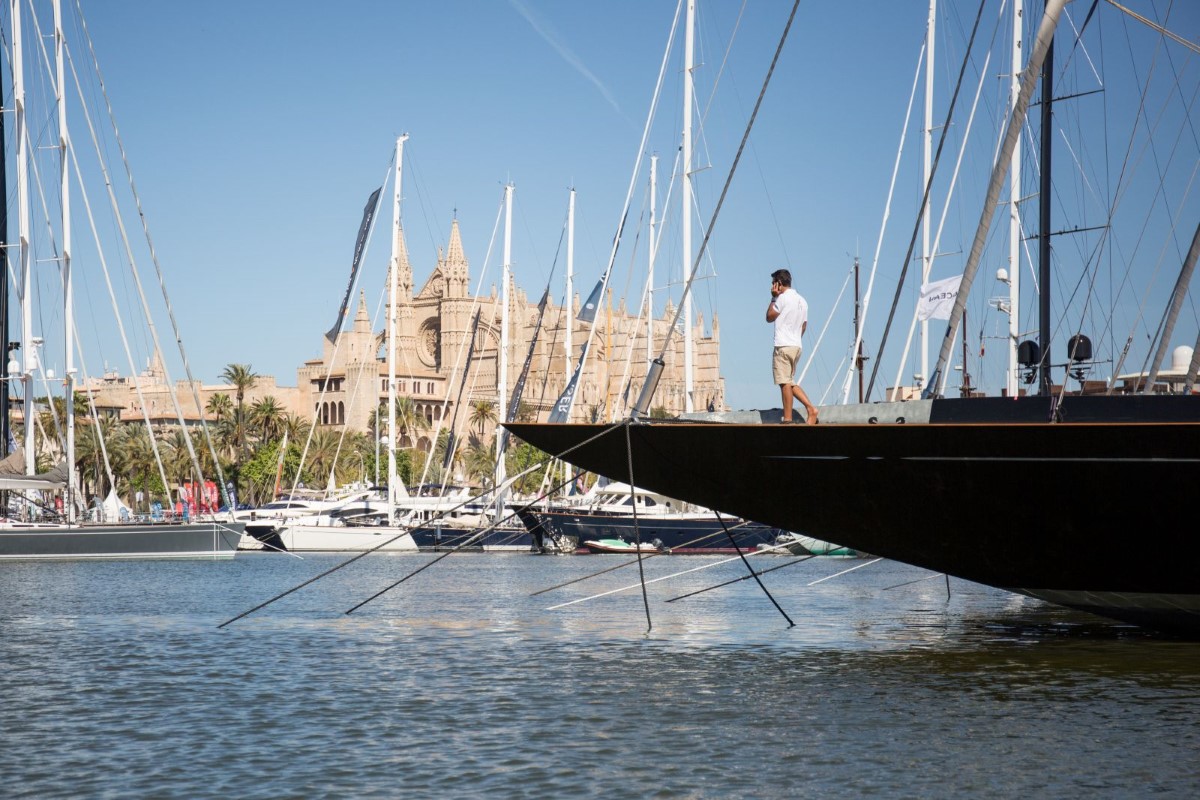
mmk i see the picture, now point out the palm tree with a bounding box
[463,435,496,488]
[220,363,258,465]
[123,426,162,506]
[75,416,117,500]
[162,428,197,494]
[372,396,430,449]
[249,396,285,444]
[334,430,373,485]
[469,399,497,434]
[205,392,233,422]
[281,412,311,444]
[305,428,342,491]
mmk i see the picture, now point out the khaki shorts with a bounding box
[773,346,801,385]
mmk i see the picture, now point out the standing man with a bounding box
[766,269,819,424]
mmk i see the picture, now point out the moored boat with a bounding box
[508,394,1200,634]
[517,481,787,554]
[582,538,668,554]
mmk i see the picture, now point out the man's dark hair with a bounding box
[771,269,792,287]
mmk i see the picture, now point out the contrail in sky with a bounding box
[509,0,622,115]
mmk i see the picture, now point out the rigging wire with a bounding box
[649,0,802,384]
[865,0,989,400]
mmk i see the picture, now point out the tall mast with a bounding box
[919,0,936,389]
[387,134,407,522]
[565,186,574,413]
[55,0,74,520]
[12,0,32,476]
[0,10,10,472]
[924,0,1065,395]
[1006,0,1023,397]
[1038,35,1054,396]
[647,154,657,368]
[496,183,512,494]
[854,257,864,403]
[681,0,695,413]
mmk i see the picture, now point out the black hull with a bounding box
[0,521,243,560]
[517,507,783,553]
[507,396,1200,634]
[407,524,534,552]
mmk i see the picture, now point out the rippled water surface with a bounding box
[3,553,1199,798]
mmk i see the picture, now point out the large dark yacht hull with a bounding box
[516,507,785,554]
[0,521,243,560]
[507,396,1200,634]
[407,524,535,552]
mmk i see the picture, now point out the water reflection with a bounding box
[2,554,1198,798]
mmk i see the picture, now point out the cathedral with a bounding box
[296,219,725,451]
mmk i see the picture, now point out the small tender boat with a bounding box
[582,538,668,554]
[758,532,857,557]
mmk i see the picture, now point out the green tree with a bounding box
[249,395,285,444]
[505,441,551,493]
[206,392,233,422]
[394,396,429,447]
[220,363,258,466]
[463,434,496,488]
[469,400,497,434]
[304,427,342,490]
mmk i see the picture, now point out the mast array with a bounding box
[681,0,695,413]
[387,134,407,524]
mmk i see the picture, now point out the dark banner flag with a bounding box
[499,288,551,453]
[548,339,589,423]
[326,187,383,343]
[576,278,605,324]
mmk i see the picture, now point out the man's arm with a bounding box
[766,298,780,323]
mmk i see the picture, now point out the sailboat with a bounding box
[279,135,417,553]
[0,1,241,560]
[508,0,1200,634]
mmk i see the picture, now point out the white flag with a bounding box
[918,274,963,321]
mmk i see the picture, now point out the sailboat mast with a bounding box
[854,257,864,403]
[681,0,695,413]
[647,154,657,368]
[1007,0,1023,398]
[387,134,407,521]
[919,0,936,390]
[925,0,1064,396]
[496,183,512,492]
[0,16,9,471]
[1038,36,1054,396]
[12,0,32,476]
[55,0,75,520]
[565,186,574,413]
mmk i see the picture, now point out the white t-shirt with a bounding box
[771,287,807,347]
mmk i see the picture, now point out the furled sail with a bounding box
[326,187,383,343]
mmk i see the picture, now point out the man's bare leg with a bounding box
[791,384,819,424]
[779,383,796,422]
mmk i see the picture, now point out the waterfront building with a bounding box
[76,219,725,454]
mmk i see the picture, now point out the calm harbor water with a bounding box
[2,552,1198,798]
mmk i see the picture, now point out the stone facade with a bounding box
[297,219,725,450]
[79,218,725,449]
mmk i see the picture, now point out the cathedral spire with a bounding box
[388,223,414,301]
[442,219,470,298]
[353,289,371,332]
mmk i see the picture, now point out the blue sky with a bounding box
[20,1,1200,410]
